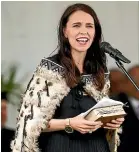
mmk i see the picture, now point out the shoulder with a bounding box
[40,54,62,67]
[37,54,65,76]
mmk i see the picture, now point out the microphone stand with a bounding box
[115,58,139,91]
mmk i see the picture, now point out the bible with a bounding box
[80,97,126,126]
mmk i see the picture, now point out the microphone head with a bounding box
[100,42,110,48]
[100,41,131,63]
[100,42,113,53]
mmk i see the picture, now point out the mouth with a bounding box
[76,37,89,45]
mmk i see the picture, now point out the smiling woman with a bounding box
[58,3,106,90]
[63,10,95,53]
[11,3,124,152]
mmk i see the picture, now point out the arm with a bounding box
[44,116,103,134]
[43,119,67,132]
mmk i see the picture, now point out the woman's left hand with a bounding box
[104,117,124,129]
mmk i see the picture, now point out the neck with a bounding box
[71,49,87,73]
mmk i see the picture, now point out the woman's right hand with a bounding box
[70,115,103,134]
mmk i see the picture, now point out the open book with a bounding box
[80,97,126,126]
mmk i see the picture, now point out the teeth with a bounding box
[77,38,88,42]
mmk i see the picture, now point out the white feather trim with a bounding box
[11,65,70,152]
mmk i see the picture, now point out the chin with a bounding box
[75,46,90,52]
[79,49,88,52]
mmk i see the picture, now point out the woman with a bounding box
[11,3,124,152]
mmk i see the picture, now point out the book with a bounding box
[80,97,126,126]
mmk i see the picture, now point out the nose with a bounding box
[79,26,88,35]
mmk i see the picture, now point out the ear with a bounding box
[63,28,68,38]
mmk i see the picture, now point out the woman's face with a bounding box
[64,10,95,53]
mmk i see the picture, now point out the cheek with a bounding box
[67,31,77,45]
[68,30,77,40]
[90,30,95,41]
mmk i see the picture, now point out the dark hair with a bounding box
[57,3,107,90]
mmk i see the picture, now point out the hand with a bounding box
[104,117,124,129]
[70,115,103,134]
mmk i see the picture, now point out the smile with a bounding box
[76,37,89,42]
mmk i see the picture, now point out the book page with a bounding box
[80,97,124,117]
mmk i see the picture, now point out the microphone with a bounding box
[100,42,131,63]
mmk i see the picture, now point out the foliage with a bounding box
[1,63,25,105]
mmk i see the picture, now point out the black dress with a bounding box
[39,81,110,152]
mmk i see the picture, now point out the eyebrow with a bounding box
[72,22,94,26]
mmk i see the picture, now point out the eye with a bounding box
[87,25,93,28]
[73,24,80,28]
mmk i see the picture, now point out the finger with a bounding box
[84,120,103,126]
[111,120,123,124]
[80,131,87,134]
[89,124,102,131]
[79,125,101,133]
[79,128,90,134]
[104,126,117,130]
[116,118,124,122]
[90,124,102,130]
[91,125,102,131]
[106,123,120,128]
[82,125,95,129]
[81,123,103,129]
[79,125,96,130]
